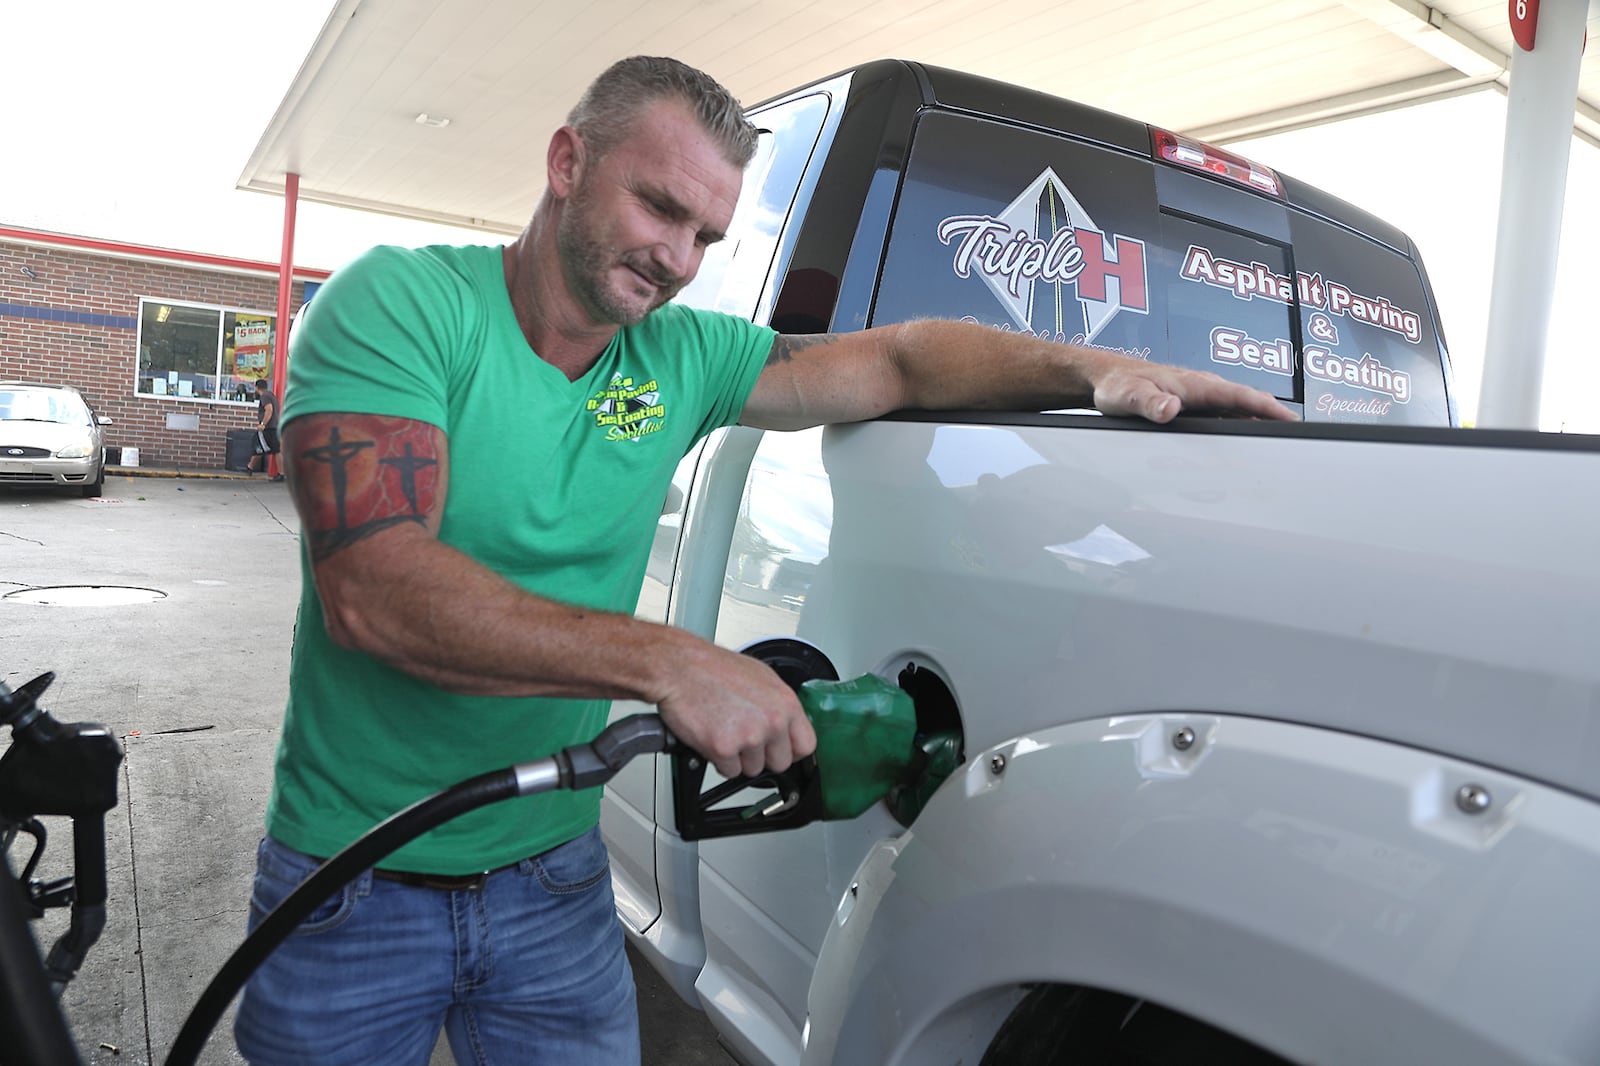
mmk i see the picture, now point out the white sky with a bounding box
[4,1,1595,430]
[1,2,486,266]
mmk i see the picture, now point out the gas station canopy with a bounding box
[239,0,1600,235]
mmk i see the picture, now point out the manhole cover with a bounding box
[4,585,167,606]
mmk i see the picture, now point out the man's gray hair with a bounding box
[568,56,758,168]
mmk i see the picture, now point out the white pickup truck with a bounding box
[601,60,1600,1066]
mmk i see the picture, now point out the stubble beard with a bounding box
[556,188,683,327]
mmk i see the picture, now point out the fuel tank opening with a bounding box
[888,661,964,826]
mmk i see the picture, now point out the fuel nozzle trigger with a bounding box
[673,674,921,841]
[673,753,825,840]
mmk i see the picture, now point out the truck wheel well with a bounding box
[978,984,1289,1066]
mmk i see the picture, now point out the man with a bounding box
[250,377,282,479]
[236,56,1293,1065]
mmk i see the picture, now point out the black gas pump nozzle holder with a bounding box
[0,671,126,1066]
[0,672,124,992]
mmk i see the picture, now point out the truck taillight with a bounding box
[1150,127,1283,198]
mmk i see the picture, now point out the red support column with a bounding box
[270,173,300,478]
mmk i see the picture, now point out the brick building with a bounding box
[0,226,329,469]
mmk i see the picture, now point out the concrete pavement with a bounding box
[1,474,732,1065]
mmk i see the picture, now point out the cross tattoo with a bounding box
[303,426,374,534]
[379,443,438,516]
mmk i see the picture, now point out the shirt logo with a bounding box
[588,373,666,442]
[937,167,1148,342]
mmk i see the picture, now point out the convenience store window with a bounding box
[135,298,274,404]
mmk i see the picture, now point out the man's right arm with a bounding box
[282,411,813,777]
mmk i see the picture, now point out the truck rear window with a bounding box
[872,109,1451,426]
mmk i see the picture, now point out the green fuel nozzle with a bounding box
[800,674,916,820]
[674,672,961,840]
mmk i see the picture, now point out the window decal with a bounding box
[1179,245,1423,345]
[937,167,1148,342]
[1180,246,1294,304]
[1304,349,1411,404]
[1308,274,1422,344]
[1209,327,1293,376]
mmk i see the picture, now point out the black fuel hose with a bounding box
[0,857,79,1066]
[163,713,674,1066]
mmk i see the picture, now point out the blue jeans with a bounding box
[233,828,639,1065]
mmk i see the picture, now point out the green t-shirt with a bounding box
[266,243,774,873]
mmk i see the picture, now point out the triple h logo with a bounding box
[937,168,1148,341]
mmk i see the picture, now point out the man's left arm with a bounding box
[739,319,1296,430]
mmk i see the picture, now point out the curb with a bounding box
[107,466,266,481]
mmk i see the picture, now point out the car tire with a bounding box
[81,465,104,498]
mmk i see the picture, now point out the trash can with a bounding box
[224,429,256,472]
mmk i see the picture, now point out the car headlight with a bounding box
[55,445,95,459]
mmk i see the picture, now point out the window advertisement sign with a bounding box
[136,298,275,405]
[1159,215,1297,400]
[873,112,1161,365]
[873,108,1451,426]
[1286,216,1450,426]
[224,311,275,399]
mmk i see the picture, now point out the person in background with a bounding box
[251,377,282,480]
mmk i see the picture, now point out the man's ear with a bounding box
[548,126,586,200]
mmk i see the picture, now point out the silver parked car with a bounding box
[0,382,111,497]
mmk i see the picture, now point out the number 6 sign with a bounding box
[1509,0,1539,51]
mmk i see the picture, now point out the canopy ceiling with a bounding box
[239,0,1600,234]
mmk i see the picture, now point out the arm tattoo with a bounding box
[765,333,836,367]
[297,420,440,561]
